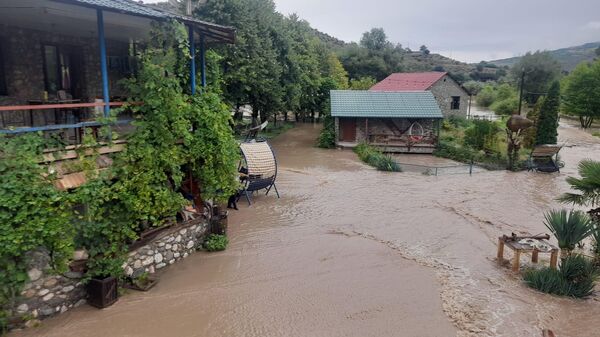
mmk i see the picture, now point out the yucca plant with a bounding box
[524,255,598,298]
[544,209,594,255]
[559,160,600,209]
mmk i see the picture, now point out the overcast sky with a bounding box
[143,0,600,63]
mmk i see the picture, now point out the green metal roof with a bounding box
[330,90,443,118]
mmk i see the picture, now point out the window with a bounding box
[42,45,73,96]
[451,96,460,110]
[0,43,7,96]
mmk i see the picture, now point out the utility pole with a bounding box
[518,69,525,115]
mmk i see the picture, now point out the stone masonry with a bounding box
[429,74,469,118]
[9,220,208,330]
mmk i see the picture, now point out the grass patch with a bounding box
[354,143,401,172]
[203,234,229,252]
[523,255,598,298]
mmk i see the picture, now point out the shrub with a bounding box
[524,255,598,298]
[354,143,401,172]
[203,234,229,252]
[317,126,336,149]
[490,96,519,115]
[464,120,500,152]
[476,85,496,107]
[433,140,476,163]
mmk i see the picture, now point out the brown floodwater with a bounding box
[11,121,600,337]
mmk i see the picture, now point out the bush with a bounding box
[354,143,401,172]
[476,85,496,107]
[524,255,598,298]
[203,234,229,252]
[544,209,594,253]
[464,120,500,152]
[317,126,336,149]
[433,140,476,163]
[490,96,519,115]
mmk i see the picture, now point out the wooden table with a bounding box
[497,235,559,272]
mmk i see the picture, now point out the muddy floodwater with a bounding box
[11,122,600,337]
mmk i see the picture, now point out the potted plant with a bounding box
[84,256,121,309]
[203,234,229,252]
[210,206,228,235]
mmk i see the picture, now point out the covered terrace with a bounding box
[0,0,234,142]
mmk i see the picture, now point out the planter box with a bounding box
[87,276,118,309]
[123,276,159,292]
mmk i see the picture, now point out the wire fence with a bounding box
[393,160,485,176]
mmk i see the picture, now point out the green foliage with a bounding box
[535,81,560,145]
[462,81,484,95]
[349,77,377,90]
[562,59,600,128]
[559,160,600,208]
[511,51,561,104]
[476,84,497,107]
[434,139,477,163]
[354,143,401,172]
[543,209,594,252]
[0,134,74,326]
[203,234,229,252]
[464,120,501,153]
[524,255,598,298]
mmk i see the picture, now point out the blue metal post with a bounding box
[96,9,110,117]
[200,33,206,88]
[189,26,196,95]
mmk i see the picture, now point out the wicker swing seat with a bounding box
[239,141,280,205]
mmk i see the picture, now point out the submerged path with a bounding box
[11,122,600,337]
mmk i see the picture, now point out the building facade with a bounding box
[370,72,470,118]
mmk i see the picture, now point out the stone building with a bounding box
[331,90,443,153]
[370,71,470,118]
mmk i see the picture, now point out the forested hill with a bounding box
[489,42,600,71]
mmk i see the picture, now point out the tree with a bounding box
[511,51,561,104]
[360,28,391,51]
[349,77,376,90]
[559,160,600,211]
[596,46,600,57]
[562,59,600,128]
[420,45,430,55]
[535,81,560,145]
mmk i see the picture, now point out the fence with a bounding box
[393,160,482,176]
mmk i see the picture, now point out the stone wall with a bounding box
[430,74,469,118]
[8,220,208,330]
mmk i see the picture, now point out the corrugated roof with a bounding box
[52,0,235,43]
[330,91,443,119]
[370,72,447,91]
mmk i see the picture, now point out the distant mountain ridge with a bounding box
[489,42,600,71]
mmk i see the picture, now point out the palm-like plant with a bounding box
[544,209,594,253]
[558,160,600,208]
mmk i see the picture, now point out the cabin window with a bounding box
[451,96,460,110]
[42,45,73,96]
[0,43,6,96]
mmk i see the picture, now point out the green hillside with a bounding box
[489,42,600,71]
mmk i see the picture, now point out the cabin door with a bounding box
[339,118,357,142]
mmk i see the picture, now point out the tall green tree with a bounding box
[535,81,560,145]
[562,59,600,128]
[511,51,561,104]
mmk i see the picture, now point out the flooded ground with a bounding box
[12,120,600,337]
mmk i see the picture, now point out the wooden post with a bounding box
[512,251,521,272]
[365,118,369,144]
[550,249,558,269]
[531,249,539,263]
[497,238,505,263]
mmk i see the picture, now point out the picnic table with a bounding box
[497,234,559,272]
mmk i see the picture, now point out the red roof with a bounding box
[370,72,447,91]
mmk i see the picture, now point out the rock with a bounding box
[16,304,29,313]
[27,268,42,282]
[183,253,189,258]
[186,240,195,249]
[124,266,134,276]
[23,289,36,298]
[132,268,145,278]
[154,253,163,264]
[32,309,38,318]
[133,260,142,269]
[146,250,154,256]
[169,259,175,265]
[43,293,54,301]
[164,251,174,261]
[44,278,58,288]
[174,252,180,258]
[148,266,155,274]
[175,235,182,243]
[74,299,86,307]
[172,244,180,251]
[63,271,83,279]
[72,249,89,261]
[165,244,172,250]
[142,256,154,266]
[39,306,54,316]
[165,236,174,243]
[38,289,50,296]
[156,263,166,269]
[179,229,187,235]
[60,305,68,313]
[62,285,74,293]
[158,242,165,247]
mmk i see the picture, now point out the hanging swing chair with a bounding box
[407,122,425,143]
[238,141,280,205]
